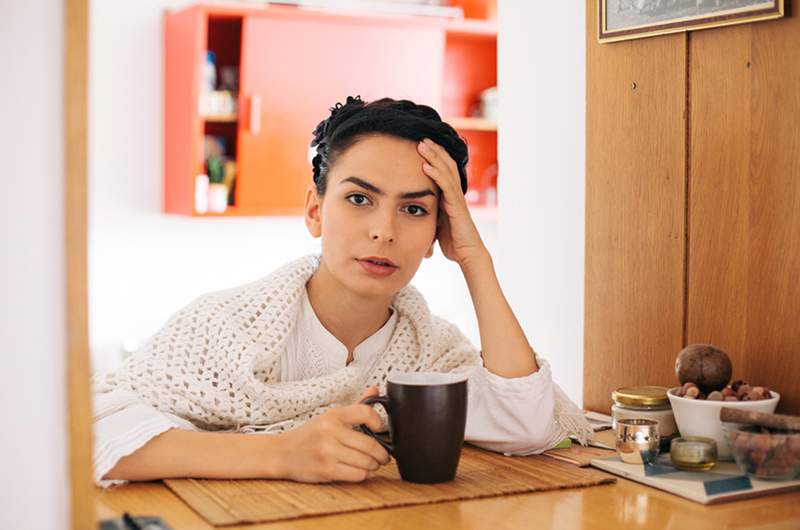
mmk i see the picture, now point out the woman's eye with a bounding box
[346,194,371,206]
[403,205,428,217]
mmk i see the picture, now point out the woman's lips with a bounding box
[356,259,398,277]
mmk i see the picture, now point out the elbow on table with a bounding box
[467,418,563,456]
[503,424,563,455]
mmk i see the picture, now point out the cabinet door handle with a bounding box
[249,94,262,135]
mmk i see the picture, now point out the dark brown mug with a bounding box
[358,372,468,484]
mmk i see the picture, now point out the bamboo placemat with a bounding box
[164,446,616,526]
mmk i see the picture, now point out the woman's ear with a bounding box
[304,185,322,238]
[424,242,435,259]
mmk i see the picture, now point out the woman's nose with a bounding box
[370,229,394,243]
[369,212,395,243]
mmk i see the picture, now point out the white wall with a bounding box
[0,2,584,525]
[496,1,586,404]
[0,1,69,528]
[88,0,494,374]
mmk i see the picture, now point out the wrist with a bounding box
[458,249,492,275]
[242,431,287,479]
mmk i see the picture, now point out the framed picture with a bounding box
[598,0,785,43]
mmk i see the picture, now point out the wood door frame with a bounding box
[65,0,94,527]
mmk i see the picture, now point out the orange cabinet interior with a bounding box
[164,2,497,216]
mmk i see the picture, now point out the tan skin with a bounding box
[105,134,539,484]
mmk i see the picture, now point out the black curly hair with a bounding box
[310,95,469,196]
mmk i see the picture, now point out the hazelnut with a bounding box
[707,391,724,401]
[737,384,752,399]
[731,379,747,392]
[685,386,700,398]
[752,435,772,453]
[749,449,768,465]
[746,390,762,401]
[721,387,735,398]
[789,436,800,454]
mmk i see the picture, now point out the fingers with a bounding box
[335,403,383,432]
[338,427,391,465]
[419,138,459,175]
[417,139,460,190]
[330,463,373,483]
[334,444,383,471]
[357,386,379,403]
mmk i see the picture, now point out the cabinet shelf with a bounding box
[165,4,497,216]
[446,117,497,132]
[201,113,238,123]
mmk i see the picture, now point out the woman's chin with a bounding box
[350,279,402,299]
[347,270,406,299]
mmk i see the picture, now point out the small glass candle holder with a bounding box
[670,436,718,471]
[616,418,660,465]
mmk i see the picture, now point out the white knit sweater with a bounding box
[93,255,592,483]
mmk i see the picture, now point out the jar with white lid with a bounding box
[611,386,677,438]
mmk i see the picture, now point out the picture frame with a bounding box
[598,0,785,43]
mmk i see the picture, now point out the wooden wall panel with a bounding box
[689,15,800,413]
[584,0,688,413]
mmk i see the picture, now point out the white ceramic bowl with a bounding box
[667,387,780,460]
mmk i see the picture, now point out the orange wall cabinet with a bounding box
[164,3,497,216]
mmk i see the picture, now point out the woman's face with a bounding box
[304,134,439,299]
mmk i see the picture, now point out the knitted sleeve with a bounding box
[92,271,363,434]
[424,316,481,374]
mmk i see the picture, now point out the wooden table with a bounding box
[96,471,800,530]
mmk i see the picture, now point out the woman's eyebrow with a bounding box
[341,176,436,200]
[342,176,383,195]
[400,189,437,200]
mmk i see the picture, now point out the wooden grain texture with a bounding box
[162,447,614,526]
[584,0,688,413]
[688,14,800,414]
[96,473,800,530]
[65,0,94,528]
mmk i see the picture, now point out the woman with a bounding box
[93,96,591,487]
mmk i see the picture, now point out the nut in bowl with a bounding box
[726,425,800,481]
[667,387,779,460]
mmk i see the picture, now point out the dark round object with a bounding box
[674,344,733,393]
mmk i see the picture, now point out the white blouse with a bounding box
[93,290,562,488]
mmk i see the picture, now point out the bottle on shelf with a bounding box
[207,156,228,213]
[194,174,210,214]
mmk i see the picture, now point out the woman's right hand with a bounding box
[274,387,391,483]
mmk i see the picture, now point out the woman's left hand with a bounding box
[417,138,488,268]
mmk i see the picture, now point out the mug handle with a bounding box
[357,395,393,455]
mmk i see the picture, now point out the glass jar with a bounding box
[670,436,717,471]
[611,386,677,438]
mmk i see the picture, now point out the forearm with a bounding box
[104,428,284,482]
[461,252,539,378]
